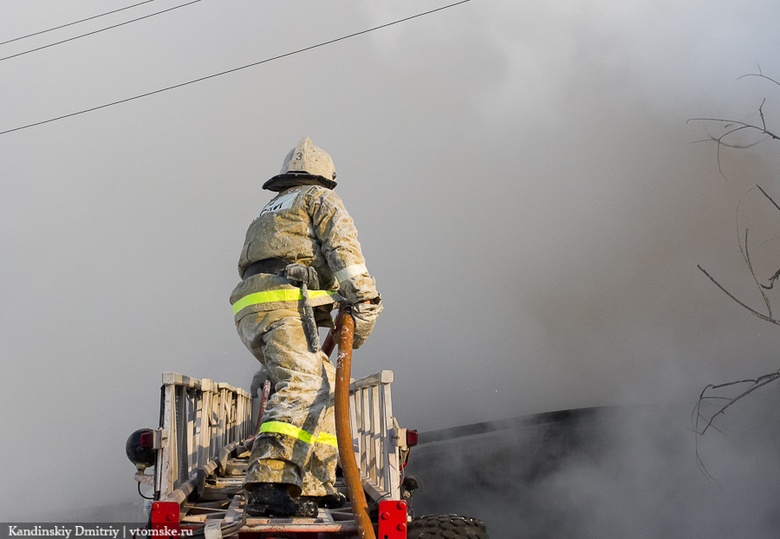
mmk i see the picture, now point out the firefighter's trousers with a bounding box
[237,307,338,497]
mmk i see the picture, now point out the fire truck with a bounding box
[125,314,489,539]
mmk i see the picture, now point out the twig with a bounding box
[738,71,780,90]
[756,184,780,212]
[743,229,774,318]
[692,370,780,480]
[694,371,780,436]
[696,265,780,325]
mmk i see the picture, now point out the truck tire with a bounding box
[406,514,489,539]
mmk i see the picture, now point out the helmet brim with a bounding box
[262,173,337,192]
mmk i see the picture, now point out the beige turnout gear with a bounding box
[238,308,338,496]
[231,138,381,497]
[230,183,379,316]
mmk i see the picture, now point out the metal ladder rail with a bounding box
[155,372,253,504]
[349,370,402,502]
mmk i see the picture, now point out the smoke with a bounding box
[408,386,780,538]
[3,0,780,521]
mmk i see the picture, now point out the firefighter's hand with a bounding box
[250,366,271,398]
[351,297,382,349]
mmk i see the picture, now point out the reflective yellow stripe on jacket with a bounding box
[260,420,338,448]
[232,288,338,315]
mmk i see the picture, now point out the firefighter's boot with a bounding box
[245,483,318,518]
[300,492,347,509]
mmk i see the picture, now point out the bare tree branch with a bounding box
[696,265,780,325]
[693,370,780,437]
[750,186,780,290]
[744,229,774,317]
[688,79,780,179]
[692,369,780,479]
[756,184,780,212]
[762,267,780,289]
[692,70,780,480]
[738,71,780,90]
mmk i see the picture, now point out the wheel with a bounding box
[406,514,489,539]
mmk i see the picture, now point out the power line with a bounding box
[0,0,202,63]
[0,0,471,136]
[0,0,159,47]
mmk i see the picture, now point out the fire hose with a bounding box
[325,311,376,539]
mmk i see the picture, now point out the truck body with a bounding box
[127,370,487,538]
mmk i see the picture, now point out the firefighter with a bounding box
[230,137,382,517]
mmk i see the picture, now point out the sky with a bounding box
[3,0,780,521]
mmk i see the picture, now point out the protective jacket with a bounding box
[230,184,378,321]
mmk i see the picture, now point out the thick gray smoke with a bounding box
[408,385,780,538]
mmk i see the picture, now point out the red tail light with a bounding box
[140,431,153,448]
[126,428,156,471]
[406,429,418,447]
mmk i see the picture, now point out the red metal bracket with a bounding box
[150,501,180,538]
[377,500,408,539]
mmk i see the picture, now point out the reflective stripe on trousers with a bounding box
[260,420,338,448]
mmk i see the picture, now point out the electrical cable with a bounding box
[0,0,471,136]
[0,0,159,47]
[137,481,155,500]
[0,0,202,63]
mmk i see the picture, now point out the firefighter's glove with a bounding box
[350,297,383,349]
[284,264,320,289]
[250,366,271,398]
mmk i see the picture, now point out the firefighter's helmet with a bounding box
[263,137,337,191]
